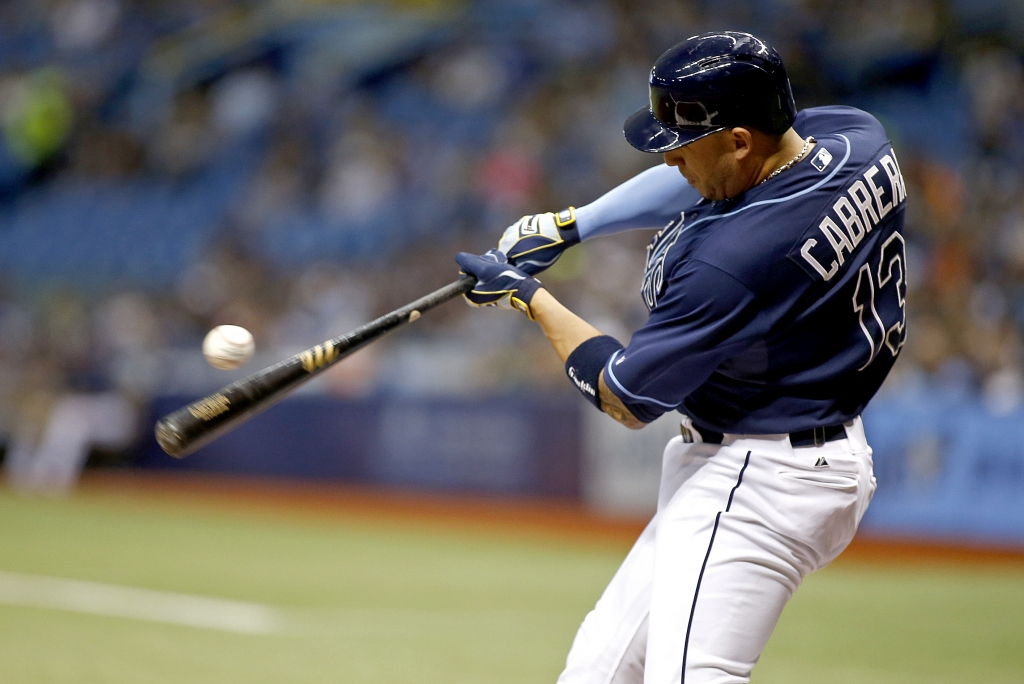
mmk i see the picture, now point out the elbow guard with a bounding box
[565,335,624,410]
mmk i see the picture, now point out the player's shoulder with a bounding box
[794,106,893,173]
[794,105,889,145]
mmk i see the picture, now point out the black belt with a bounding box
[689,423,847,447]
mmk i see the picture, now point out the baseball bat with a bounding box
[154,275,477,458]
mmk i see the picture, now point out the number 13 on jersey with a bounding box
[853,232,907,370]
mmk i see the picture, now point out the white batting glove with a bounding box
[497,208,580,275]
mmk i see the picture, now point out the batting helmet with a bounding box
[624,31,797,153]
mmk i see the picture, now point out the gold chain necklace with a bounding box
[758,136,815,186]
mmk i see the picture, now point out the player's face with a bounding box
[662,129,752,200]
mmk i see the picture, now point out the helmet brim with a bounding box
[623,107,724,153]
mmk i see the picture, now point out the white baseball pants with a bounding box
[558,417,876,684]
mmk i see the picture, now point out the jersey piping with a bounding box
[606,349,680,409]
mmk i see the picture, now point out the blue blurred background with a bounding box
[2,0,1024,544]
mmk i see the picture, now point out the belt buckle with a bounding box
[813,426,825,447]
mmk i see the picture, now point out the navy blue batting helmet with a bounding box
[624,32,797,153]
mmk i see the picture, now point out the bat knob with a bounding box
[155,419,187,458]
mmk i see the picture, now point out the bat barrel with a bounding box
[154,354,309,457]
[154,276,476,458]
[155,418,186,457]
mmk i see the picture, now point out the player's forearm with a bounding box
[574,163,699,240]
[529,289,604,361]
[598,372,645,430]
[530,289,644,429]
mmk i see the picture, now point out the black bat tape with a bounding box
[154,276,477,458]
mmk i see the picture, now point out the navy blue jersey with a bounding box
[604,106,907,433]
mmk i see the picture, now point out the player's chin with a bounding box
[693,184,722,201]
[694,180,732,202]
[681,176,716,200]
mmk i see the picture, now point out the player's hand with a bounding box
[497,208,579,275]
[455,249,543,319]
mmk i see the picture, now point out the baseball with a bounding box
[202,325,255,370]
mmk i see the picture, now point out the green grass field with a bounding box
[0,485,1022,684]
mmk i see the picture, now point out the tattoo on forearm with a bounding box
[604,403,628,422]
[599,395,644,430]
[598,371,644,429]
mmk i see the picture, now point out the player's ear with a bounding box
[729,127,753,160]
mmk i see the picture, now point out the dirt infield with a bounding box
[79,471,1024,566]
[79,471,649,546]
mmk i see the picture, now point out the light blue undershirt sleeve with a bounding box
[574,163,702,241]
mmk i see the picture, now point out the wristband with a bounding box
[565,335,624,409]
[554,207,581,245]
[510,276,543,319]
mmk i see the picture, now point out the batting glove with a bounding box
[497,207,580,275]
[455,249,543,319]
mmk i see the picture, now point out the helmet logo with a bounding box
[672,100,718,128]
[650,87,720,130]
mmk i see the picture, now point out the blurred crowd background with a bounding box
[2,0,1024,512]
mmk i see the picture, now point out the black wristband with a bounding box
[510,276,543,319]
[555,207,581,245]
[565,335,624,409]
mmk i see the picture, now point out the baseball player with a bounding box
[456,31,906,683]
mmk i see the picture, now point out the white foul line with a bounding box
[0,570,282,634]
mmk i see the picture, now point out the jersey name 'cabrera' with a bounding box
[604,106,907,433]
